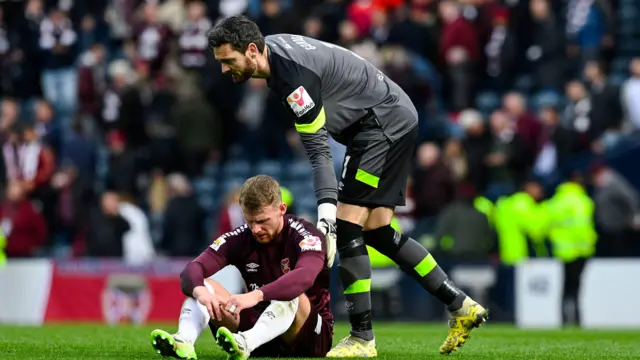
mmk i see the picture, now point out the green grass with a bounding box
[0,322,639,359]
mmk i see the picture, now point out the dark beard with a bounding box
[231,72,252,83]
[231,62,256,83]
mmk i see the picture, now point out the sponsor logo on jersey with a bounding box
[281,258,291,274]
[210,237,226,251]
[287,86,315,117]
[299,236,322,252]
[246,262,260,272]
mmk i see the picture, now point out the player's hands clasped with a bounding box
[317,218,337,268]
[224,290,264,316]
[193,285,224,321]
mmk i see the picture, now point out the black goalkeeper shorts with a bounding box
[337,113,418,209]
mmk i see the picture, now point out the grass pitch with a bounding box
[1,322,639,359]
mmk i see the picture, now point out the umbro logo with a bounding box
[246,263,260,272]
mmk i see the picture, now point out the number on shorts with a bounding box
[341,155,351,180]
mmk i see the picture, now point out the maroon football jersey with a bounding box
[207,215,332,323]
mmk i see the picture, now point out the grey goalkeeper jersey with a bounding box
[265,34,418,204]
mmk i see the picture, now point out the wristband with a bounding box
[318,203,337,222]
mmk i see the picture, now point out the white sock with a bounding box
[242,298,299,353]
[177,281,215,344]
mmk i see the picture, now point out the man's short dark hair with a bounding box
[207,15,265,53]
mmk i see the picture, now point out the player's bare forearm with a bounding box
[180,248,225,297]
[259,254,324,301]
[299,129,338,205]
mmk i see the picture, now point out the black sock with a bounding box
[363,225,466,311]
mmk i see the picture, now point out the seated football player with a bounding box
[150,175,333,360]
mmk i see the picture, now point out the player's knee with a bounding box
[336,219,367,258]
[363,224,407,259]
[270,297,300,316]
[280,295,314,343]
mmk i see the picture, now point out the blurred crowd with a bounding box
[1,0,640,265]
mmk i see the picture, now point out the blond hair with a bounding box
[239,175,282,214]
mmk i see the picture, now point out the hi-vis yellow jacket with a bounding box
[544,182,597,262]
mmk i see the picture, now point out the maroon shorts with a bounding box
[209,304,333,357]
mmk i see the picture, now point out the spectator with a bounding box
[583,60,622,139]
[18,123,55,200]
[435,182,495,259]
[10,0,45,100]
[347,0,374,38]
[172,79,221,176]
[217,186,244,235]
[485,110,527,200]
[158,173,206,257]
[104,0,136,44]
[0,181,48,257]
[51,163,92,249]
[85,191,130,258]
[566,0,614,67]
[235,78,269,162]
[179,0,212,74]
[535,105,579,179]
[563,80,594,142]
[591,163,640,256]
[502,92,543,166]
[1,125,21,189]
[442,139,467,182]
[77,43,107,118]
[19,123,56,244]
[460,109,492,193]
[0,7,12,97]
[439,0,480,110]
[305,0,346,43]
[105,130,139,199]
[145,88,178,173]
[0,98,20,134]
[61,119,97,185]
[303,16,325,40]
[337,19,360,48]
[621,58,640,133]
[39,7,78,134]
[255,0,300,36]
[483,6,518,91]
[381,46,431,122]
[412,142,456,236]
[387,2,439,63]
[34,99,61,154]
[217,0,249,19]
[369,8,390,45]
[528,0,564,91]
[100,60,146,150]
[133,1,173,80]
[119,193,155,266]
